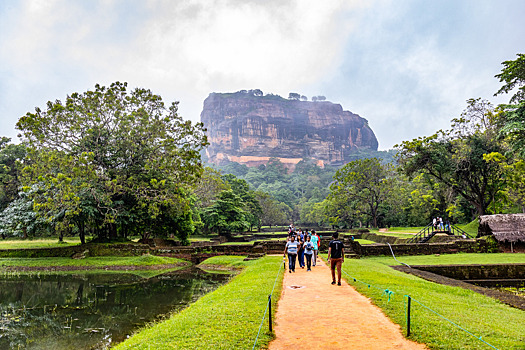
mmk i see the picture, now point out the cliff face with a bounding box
[201,92,378,168]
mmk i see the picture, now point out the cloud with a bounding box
[0,0,368,139]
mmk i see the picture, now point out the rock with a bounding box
[201,91,378,169]
[71,249,89,259]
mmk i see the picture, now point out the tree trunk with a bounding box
[79,221,86,245]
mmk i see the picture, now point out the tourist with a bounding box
[310,230,319,266]
[327,232,344,286]
[303,235,314,271]
[284,235,299,272]
[298,229,305,268]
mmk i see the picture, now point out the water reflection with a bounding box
[0,268,231,349]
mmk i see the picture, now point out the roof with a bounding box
[478,214,525,243]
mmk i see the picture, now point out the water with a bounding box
[0,268,231,349]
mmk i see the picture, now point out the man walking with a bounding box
[327,232,344,285]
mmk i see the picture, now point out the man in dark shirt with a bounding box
[327,232,344,285]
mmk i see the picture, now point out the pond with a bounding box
[0,267,231,349]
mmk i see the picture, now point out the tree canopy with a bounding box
[16,82,207,243]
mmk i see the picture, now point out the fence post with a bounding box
[407,296,411,337]
[268,294,272,332]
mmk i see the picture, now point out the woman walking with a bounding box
[303,235,314,271]
[284,235,299,272]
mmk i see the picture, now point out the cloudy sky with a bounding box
[1,0,524,149]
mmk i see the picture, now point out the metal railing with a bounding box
[407,222,474,244]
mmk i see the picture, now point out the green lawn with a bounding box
[0,255,186,268]
[355,239,376,245]
[339,253,525,349]
[0,237,84,250]
[114,255,284,350]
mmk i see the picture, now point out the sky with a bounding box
[0,0,524,150]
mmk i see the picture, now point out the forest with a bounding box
[0,53,524,243]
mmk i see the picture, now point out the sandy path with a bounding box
[268,258,428,350]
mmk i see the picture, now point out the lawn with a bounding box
[0,254,186,268]
[114,255,284,350]
[355,238,376,245]
[0,237,84,250]
[340,253,525,349]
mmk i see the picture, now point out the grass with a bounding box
[0,237,84,249]
[369,227,424,234]
[339,253,525,349]
[371,252,525,266]
[355,239,376,245]
[114,255,284,350]
[0,254,186,268]
[457,219,480,236]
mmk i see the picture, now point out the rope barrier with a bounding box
[341,267,500,350]
[406,296,500,350]
[251,260,283,350]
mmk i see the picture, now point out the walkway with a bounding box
[268,258,428,350]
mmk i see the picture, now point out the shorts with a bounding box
[330,258,342,270]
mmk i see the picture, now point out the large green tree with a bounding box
[329,158,394,228]
[0,138,26,211]
[16,82,207,243]
[396,104,505,217]
[494,53,525,158]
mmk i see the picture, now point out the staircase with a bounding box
[406,222,473,244]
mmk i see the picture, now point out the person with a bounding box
[298,229,305,268]
[310,230,319,266]
[303,235,314,271]
[327,232,344,286]
[284,235,299,272]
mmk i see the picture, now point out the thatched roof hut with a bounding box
[478,214,525,243]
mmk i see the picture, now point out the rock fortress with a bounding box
[201,90,378,170]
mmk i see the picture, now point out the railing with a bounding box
[407,222,474,244]
[341,266,501,349]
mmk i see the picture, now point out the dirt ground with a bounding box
[268,257,428,350]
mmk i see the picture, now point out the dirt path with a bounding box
[268,258,428,350]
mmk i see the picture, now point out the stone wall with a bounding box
[412,264,525,280]
[357,239,499,256]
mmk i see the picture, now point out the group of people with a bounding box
[432,217,450,231]
[284,228,320,272]
[284,227,345,286]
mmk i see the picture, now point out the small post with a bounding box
[407,296,411,337]
[268,294,272,332]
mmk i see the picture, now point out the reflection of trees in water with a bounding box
[0,270,230,349]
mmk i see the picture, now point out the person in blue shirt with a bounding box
[310,230,320,266]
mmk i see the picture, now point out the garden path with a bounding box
[268,257,428,350]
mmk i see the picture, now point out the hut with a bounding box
[478,214,525,253]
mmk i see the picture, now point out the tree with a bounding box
[300,95,307,101]
[16,82,207,242]
[495,53,525,104]
[202,190,249,235]
[193,167,229,208]
[221,174,261,230]
[255,191,291,228]
[329,158,394,228]
[396,131,505,217]
[288,92,300,100]
[0,138,26,211]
